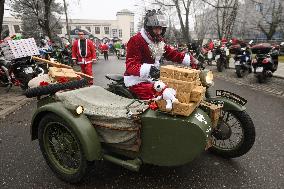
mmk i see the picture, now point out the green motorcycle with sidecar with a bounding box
[25,69,255,183]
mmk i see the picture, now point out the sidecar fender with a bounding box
[207,97,246,111]
[31,102,102,161]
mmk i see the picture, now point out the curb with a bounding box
[0,98,32,119]
[227,66,284,79]
[210,63,284,79]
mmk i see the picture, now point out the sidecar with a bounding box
[28,73,255,183]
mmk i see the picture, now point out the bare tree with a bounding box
[254,0,283,40]
[153,0,193,45]
[10,0,63,40]
[215,0,239,39]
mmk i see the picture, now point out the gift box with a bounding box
[191,86,206,102]
[176,92,191,104]
[160,77,196,93]
[49,67,78,81]
[160,65,200,81]
[156,100,198,116]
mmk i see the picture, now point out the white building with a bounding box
[3,9,135,43]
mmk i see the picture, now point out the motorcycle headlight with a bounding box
[75,106,84,115]
[200,70,214,87]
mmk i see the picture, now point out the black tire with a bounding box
[216,59,224,72]
[20,74,33,90]
[235,65,244,78]
[209,110,255,158]
[38,113,90,183]
[24,79,88,98]
[257,73,265,83]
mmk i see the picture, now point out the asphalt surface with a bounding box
[0,55,283,189]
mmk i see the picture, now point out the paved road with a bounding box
[0,55,283,189]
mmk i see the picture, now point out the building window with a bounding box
[14,25,21,33]
[112,29,117,37]
[104,27,109,35]
[75,26,81,29]
[85,26,91,32]
[255,3,263,12]
[95,27,100,34]
[119,29,122,38]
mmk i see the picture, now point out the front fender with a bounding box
[206,97,246,111]
[31,102,102,161]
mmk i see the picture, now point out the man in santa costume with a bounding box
[72,31,96,84]
[124,9,197,100]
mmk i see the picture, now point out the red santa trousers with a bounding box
[80,63,93,85]
[128,82,156,100]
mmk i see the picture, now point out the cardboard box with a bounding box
[191,86,206,102]
[160,77,196,93]
[49,67,78,81]
[156,100,198,116]
[176,92,191,104]
[160,65,200,81]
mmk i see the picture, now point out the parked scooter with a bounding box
[234,41,253,78]
[251,43,279,83]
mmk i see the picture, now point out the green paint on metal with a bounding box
[139,108,212,166]
[31,102,102,161]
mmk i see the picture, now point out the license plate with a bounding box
[215,55,220,60]
[226,49,230,56]
[234,61,240,65]
[256,67,263,72]
[208,52,213,59]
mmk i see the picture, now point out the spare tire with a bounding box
[24,79,88,98]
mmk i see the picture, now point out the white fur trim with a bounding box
[140,28,152,44]
[124,76,148,87]
[182,54,191,66]
[140,63,152,78]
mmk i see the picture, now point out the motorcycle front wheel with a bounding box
[209,110,255,158]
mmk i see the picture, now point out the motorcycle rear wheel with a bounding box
[216,59,224,72]
[257,73,265,83]
[235,65,244,78]
[209,110,255,158]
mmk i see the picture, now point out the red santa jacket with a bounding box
[101,44,109,52]
[72,39,96,64]
[124,28,196,87]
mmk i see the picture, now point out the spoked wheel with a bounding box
[209,110,255,158]
[38,113,89,183]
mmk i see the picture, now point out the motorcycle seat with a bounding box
[106,74,124,82]
[55,85,147,119]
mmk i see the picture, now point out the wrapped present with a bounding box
[48,67,78,81]
[176,92,191,104]
[191,86,206,102]
[156,100,198,116]
[160,65,200,82]
[160,77,196,93]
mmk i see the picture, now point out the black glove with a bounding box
[149,66,160,79]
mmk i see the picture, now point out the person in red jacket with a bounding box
[124,9,197,100]
[101,42,109,61]
[72,32,96,84]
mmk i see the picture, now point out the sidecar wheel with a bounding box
[38,113,90,183]
[209,110,255,158]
